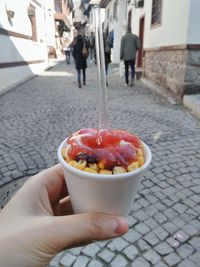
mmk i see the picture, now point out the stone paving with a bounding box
[0,61,200,266]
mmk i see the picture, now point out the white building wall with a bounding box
[127,5,143,35]
[103,0,126,64]
[0,0,55,93]
[187,0,200,43]
[130,0,190,49]
[0,0,32,35]
[0,35,47,62]
[87,7,105,35]
[112,0,126,63]
[101,2,112,33]
[0,63,47,91]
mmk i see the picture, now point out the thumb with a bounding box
[48,213,128,250]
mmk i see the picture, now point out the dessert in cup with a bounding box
[58,128,152,216]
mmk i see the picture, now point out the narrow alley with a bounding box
[0,61,200,266]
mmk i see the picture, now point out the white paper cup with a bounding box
[58,139,152,217]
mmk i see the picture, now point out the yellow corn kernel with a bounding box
[88,163,99,172]
[113,166,127,174]
[99,169,112,175]
[61,147,66,158]
[138,156,144,166]
[140,142,144,148]
[98,161,105,169]
[62,147,69,160]
[68,160,76,167]
[84,167,98,174]
[127,161,139,172]
[74,160,87,170]
[136,148,143,156]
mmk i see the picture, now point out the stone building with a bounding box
[0,0,56,93]
[133,0,200,98]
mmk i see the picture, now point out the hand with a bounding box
[0,164,128,267]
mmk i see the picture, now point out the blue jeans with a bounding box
[124,59,135,85]
[77,68,86,83]
[90,47,95,60]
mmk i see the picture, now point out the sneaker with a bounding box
[124,83,128,87]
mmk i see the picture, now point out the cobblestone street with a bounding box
[0,61,200,266]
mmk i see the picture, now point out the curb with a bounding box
[0,73,36,97]
[0,60,58,97]
[140,78,180,105]
[183,94,200,120]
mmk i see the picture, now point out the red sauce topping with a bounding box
[67,128,141,169]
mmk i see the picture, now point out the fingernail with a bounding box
[102,217,128,236]
[114,217,129,235]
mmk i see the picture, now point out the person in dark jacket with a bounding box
[73,33,88,88]
[120,26,140,87]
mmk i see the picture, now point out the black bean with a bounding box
[87,155,98,164]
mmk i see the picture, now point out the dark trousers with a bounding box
[124,59,135,85]
[105,63,109,76]
[77,68,86,83]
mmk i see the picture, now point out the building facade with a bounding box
[100,0,200,98]
[86,1,105,36]
[54,0,74,58]
[133,0,200,98]
[100,0,127,64]
[0,0,55,93]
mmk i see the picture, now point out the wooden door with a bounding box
[137,16,145,68]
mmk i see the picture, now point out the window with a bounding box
[151,0,162,26]
[113,1,118,21]
[28,5,37,42]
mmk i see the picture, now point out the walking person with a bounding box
[73,32,88,88]
[70,36,77,64]
[120,26,140,87]
[64,46,71,64]
[89,32,95,63]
